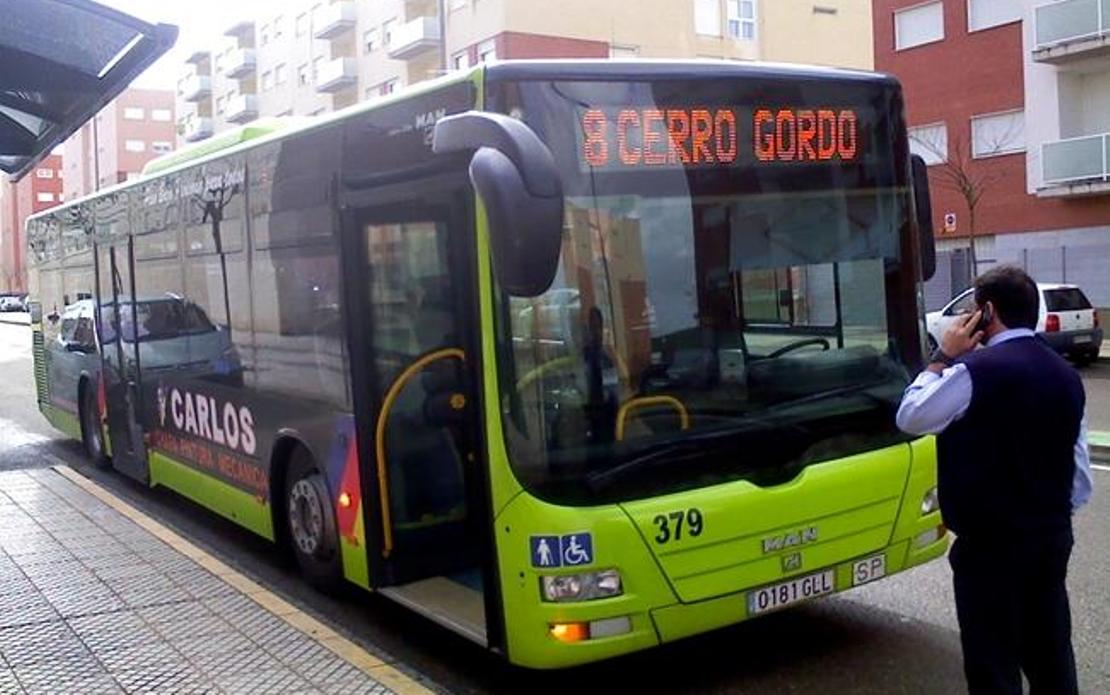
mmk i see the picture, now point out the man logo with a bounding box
[762,526,819,554]
[157,385,167,427]
[782,552,802,573]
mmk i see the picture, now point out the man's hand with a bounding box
[940,310,985,361]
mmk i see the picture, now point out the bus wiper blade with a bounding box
[585,425,759,493]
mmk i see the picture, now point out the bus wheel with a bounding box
[80,383,109,468]
[285,449,343,592]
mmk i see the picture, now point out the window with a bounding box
[123,106,145,120]
[449,0,468,9]
[261,70,273,91]
[126,172,141,182]
[895,1,944,50]
[151,108,172,122]
[152,141,173,155]
[609,45,639,58]
[273,14,284,38]
[36,169,54,179]
[379,79,399,96]
[477,38,497,63]
[383,18,397,46]
[451,49,469,70]
[37,192,54,203]
[968,0,1022,32]
[124,140,146,153]
[695,0,722,36]
[275,63,287,86]
[908,123,948,165]
[216,96,227,115]
[364,28,378,53]
[260,23,270,45]
[295,13,308,36]
[298,63,310,86]
[727,0,757,40]
[971,110,1025,158]
[312,56,324,81]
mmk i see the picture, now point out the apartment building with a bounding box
[63,88,177,200]
[0,154,63,293]
[177,0,874,145]
[875,0,1110,308]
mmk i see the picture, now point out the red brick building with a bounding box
[63,88,176,200]
[0,154,63,293]
[874,0,1110,309]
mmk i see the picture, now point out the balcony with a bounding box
[1033,0,1110,63]
[225,94,259,124]
[387,16,441,60]
[183,118,214,142]
[313,1,356,39]
[1039,133,1110,196]
[315,57,357,93]
[180,74,211,102]
[224,48,257,79]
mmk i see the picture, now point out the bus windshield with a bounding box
[493,76,919,505]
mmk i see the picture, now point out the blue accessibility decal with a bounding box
[560,532,593,566]
[530,535,562,568]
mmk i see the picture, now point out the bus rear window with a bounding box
[1044,288,1092,312]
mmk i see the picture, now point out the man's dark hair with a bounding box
[974,266,1039,329]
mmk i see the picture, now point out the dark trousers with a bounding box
[949,530,1077,695]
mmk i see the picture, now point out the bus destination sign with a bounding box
[579,107,860,169]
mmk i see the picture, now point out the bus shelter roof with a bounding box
[0,0,176,181]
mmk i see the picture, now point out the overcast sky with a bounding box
[99,0,278,91]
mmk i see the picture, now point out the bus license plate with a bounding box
[747,569,835,616]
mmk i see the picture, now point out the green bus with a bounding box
[27,60,945,669]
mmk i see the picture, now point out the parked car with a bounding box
[926,283,1102,365]
[0,296,22,312]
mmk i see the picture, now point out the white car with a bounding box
[0,296,22,312]
[926,283,1102,365]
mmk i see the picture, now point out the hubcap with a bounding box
[289,478,325,556]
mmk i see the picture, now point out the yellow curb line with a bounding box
[53,466,434,695]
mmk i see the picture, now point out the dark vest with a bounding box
[936,336,1084,536]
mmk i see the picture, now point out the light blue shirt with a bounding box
[896,328,1092,512]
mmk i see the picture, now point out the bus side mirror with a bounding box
[911,154,936,282]
[433,111,564,297]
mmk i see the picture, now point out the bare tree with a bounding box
[913,120,1021,277]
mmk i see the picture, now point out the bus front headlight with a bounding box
[921,487,940,515]
[541,569,622,602]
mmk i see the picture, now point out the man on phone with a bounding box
[896,266,1092,695]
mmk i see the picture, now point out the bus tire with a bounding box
[284,447,344,592]
[79,380,109,468]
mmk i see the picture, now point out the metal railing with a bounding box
[1041,132,1110,186]
[1035,0,1110,49]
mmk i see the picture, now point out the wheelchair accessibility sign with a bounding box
[530,533,594,568]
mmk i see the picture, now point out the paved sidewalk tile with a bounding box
[0,468,401,695]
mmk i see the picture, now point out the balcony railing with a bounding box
[224,48,257,79]
[226,94,259,124]
[315,57,357,93]
[183,118,214,143]
[1035,0,1110,49]
[180,74,211,102]
[313,1,356,39]
[1041,133,1110,187]
[387,16,441,60]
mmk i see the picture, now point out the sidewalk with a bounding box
[0,312,29,326]
[0,467,431,695]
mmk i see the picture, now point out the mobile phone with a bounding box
[975,303,993,334]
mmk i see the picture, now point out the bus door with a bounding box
[342,178,491,644]
[96,238,148,482]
